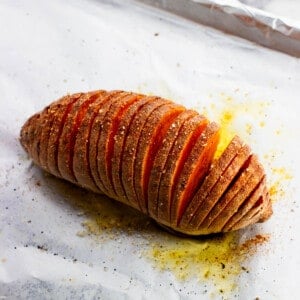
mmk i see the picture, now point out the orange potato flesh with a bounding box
[89,91,126,195]
[121,98,170,209]
[230,186,270,231]
[188,144,251,233]
[206,155,264,232]
[223,177,269,231]
[47,94,82,178]
[112,97,158,203]
[147,110,198,219]
[156,115,208,226]
[98,93,142,199]
[171,122,220,226]
[179,136,243,229]
[58,92,101,183]
[134,104,185,214]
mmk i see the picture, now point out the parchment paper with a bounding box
[0,0,299,299]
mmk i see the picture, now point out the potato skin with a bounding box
[20,90,272,235]
[147,109,198,220]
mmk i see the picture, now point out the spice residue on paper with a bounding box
[75,192,270,298]
[68,185,270,297]
[74,194,154,239]
[265,157,293,203]
[200,92,271,159]
[147,232,269,297]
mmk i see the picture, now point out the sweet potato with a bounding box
[206,155,264,232]
[156,115,208,225]
[97,93,143,198]
[147,109,198,219]
[111,96,157,203]
[46,93,83,178]
[58,92,101,183]
[170,122,220,226]
[179,136,243,228]
[134,103,185,214]
[73,91,107,192]
[20,90,272,236]
[89,91,126,195]
[223,177,271,231]
[230,185,270,231]
[121,97,170,209]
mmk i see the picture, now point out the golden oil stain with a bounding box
[76,196,154,239]
[268,167,293,202]
[199,94,271,159]
[271,167,293,180]
[261,148,293,202]
[42,173,156,240]
[147,232,270,298]
[148,233,240,295]
[259,121,265,128]
[77,193,270,298]
[200,93,270,137]
[213,111,235,159]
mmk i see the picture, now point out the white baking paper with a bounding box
[0,0,300,299]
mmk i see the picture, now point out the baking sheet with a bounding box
[0,0,300,299]
[137,0,300,57]
[239,0,300,22]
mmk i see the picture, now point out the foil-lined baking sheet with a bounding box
[137,0,300,57]
[0,0,299,299]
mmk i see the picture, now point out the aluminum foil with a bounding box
[137,0,300,57]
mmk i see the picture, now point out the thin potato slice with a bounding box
[230,186,270,231]
[21,111,44,165]
[89,91,126,194]
[73,90,107,192]
[134,103,185,214]
[58,92,102,183]
[223,177,268,231]
[258,197,273,222]
[31,111,49,166]
[122,97,170,209]
[47,93,82,178]
[97,93,143,198]
[206,155,264,232]
[188,144,251,233]
[157,115,208,226]
[112,97,157,203]
[179,136,243,229]
[148,110,198,219]
[171,122,220,226]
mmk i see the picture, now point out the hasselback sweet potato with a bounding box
[20,90,272,235]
